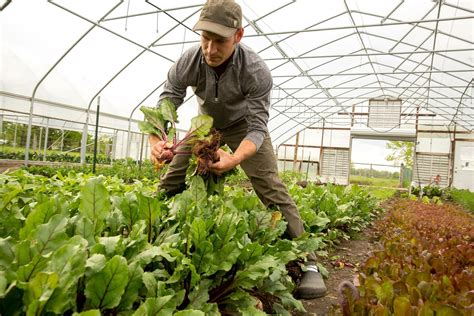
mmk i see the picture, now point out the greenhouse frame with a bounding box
[1,0,473,190]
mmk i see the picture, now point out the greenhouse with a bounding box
[0,0,473,315]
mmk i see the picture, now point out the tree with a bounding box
[385,141,414,167]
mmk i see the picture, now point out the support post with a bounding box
[138,132,145,171]
[13,124,18,148]
[0,112,3,143]
[293,132,300,171]
[60,129,64,152]
[80,116,89,165]
[38,126,43,152]
[43,118,49,161]
[93,97,100,174]
[111,129,118,160]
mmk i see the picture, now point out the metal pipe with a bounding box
[354,10,473,47]
[271,69,473,77]
[90,5,200,160]
[24,1,123,165]
[43,118,49,161]
[389,1,438,52]
[241,15,474,38]
[27,0,125,166]
[381,0,404,24]
[262,48,474,61]
[102,4,202,21]
[426,0,444,107]
[270,85,471,90]
[344,0,385,95]
[392,31,434,72]
[93,97,100,174]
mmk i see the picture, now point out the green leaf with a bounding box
[190,115,213,139]
[73,310,101,316]
[0,271,6,297]
[20,195,66,240]
[210,241,240,275]
[85,254,106,277]
[141,106,165,129]
[239,242,263,262]
[226,290,267,315]
[73,215,96,246]
[123,220,149,259]
[34,213,68,256]
[44,236,88,314]
[190,217,207,248]
[187,279,212,310]
[160,98,178,123]
[116,191,139,230]
[0,186,22,210]
[142,272,158,297]
[436,305,462,316]
[187,177,208,204]
[79,177,110,231]
[192,241,214,275]
[137,192,161,243]
[118,262,144,310]
[378,281,394,305]
[85,255,129,310]
[234,256,277,289]
[393,296,411,316]
[97,236,124,257]
[25,272,59,316]
[138,121,160,136]
[214,213,237,248]
[132,245,172,267]
[16,251,48,283]
[174,311,206,316]
[0,237,15,269]
[418,302,435,316]
[133,295,175,316]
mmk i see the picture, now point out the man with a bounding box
[149,0,327,299]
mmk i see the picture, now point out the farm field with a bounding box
[1,168,472,315]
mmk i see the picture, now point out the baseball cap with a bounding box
[193,0,242,38]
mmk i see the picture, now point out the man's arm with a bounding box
[149,48,196,163]
[209,139,256,175]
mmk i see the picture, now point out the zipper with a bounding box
[214,73,219,102]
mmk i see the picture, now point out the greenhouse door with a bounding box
[452,141,474,191]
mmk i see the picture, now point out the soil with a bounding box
[295,226,379,315]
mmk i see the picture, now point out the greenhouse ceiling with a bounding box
[1,0,473,146]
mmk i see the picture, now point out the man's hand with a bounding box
[149,134,174,165]
[208,139,257,176]
[208,149,240,176]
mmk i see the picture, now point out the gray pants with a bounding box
[160,119,317,262]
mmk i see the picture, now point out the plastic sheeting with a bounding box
[1,0,473,149]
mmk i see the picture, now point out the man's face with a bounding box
[200,29,243,67]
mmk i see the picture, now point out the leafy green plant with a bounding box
[446,188,474,213]
[336,199,473,315]
[0,170,320,315]
[0,150,111,164]
[139,99,213,167]
[288,183,380,245]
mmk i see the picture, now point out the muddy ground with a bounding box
[298,222,384,316]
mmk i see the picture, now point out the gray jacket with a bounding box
[160,43,273,150]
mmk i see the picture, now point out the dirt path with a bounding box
[299,226,380,315]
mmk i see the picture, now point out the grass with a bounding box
[449,188,474,213]
[350,175,400,188]
[362,187,398,200]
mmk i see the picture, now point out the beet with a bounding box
[192,129,222,175]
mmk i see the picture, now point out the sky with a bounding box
[351,139,400,172]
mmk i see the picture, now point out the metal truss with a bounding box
[16,0,473,162]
